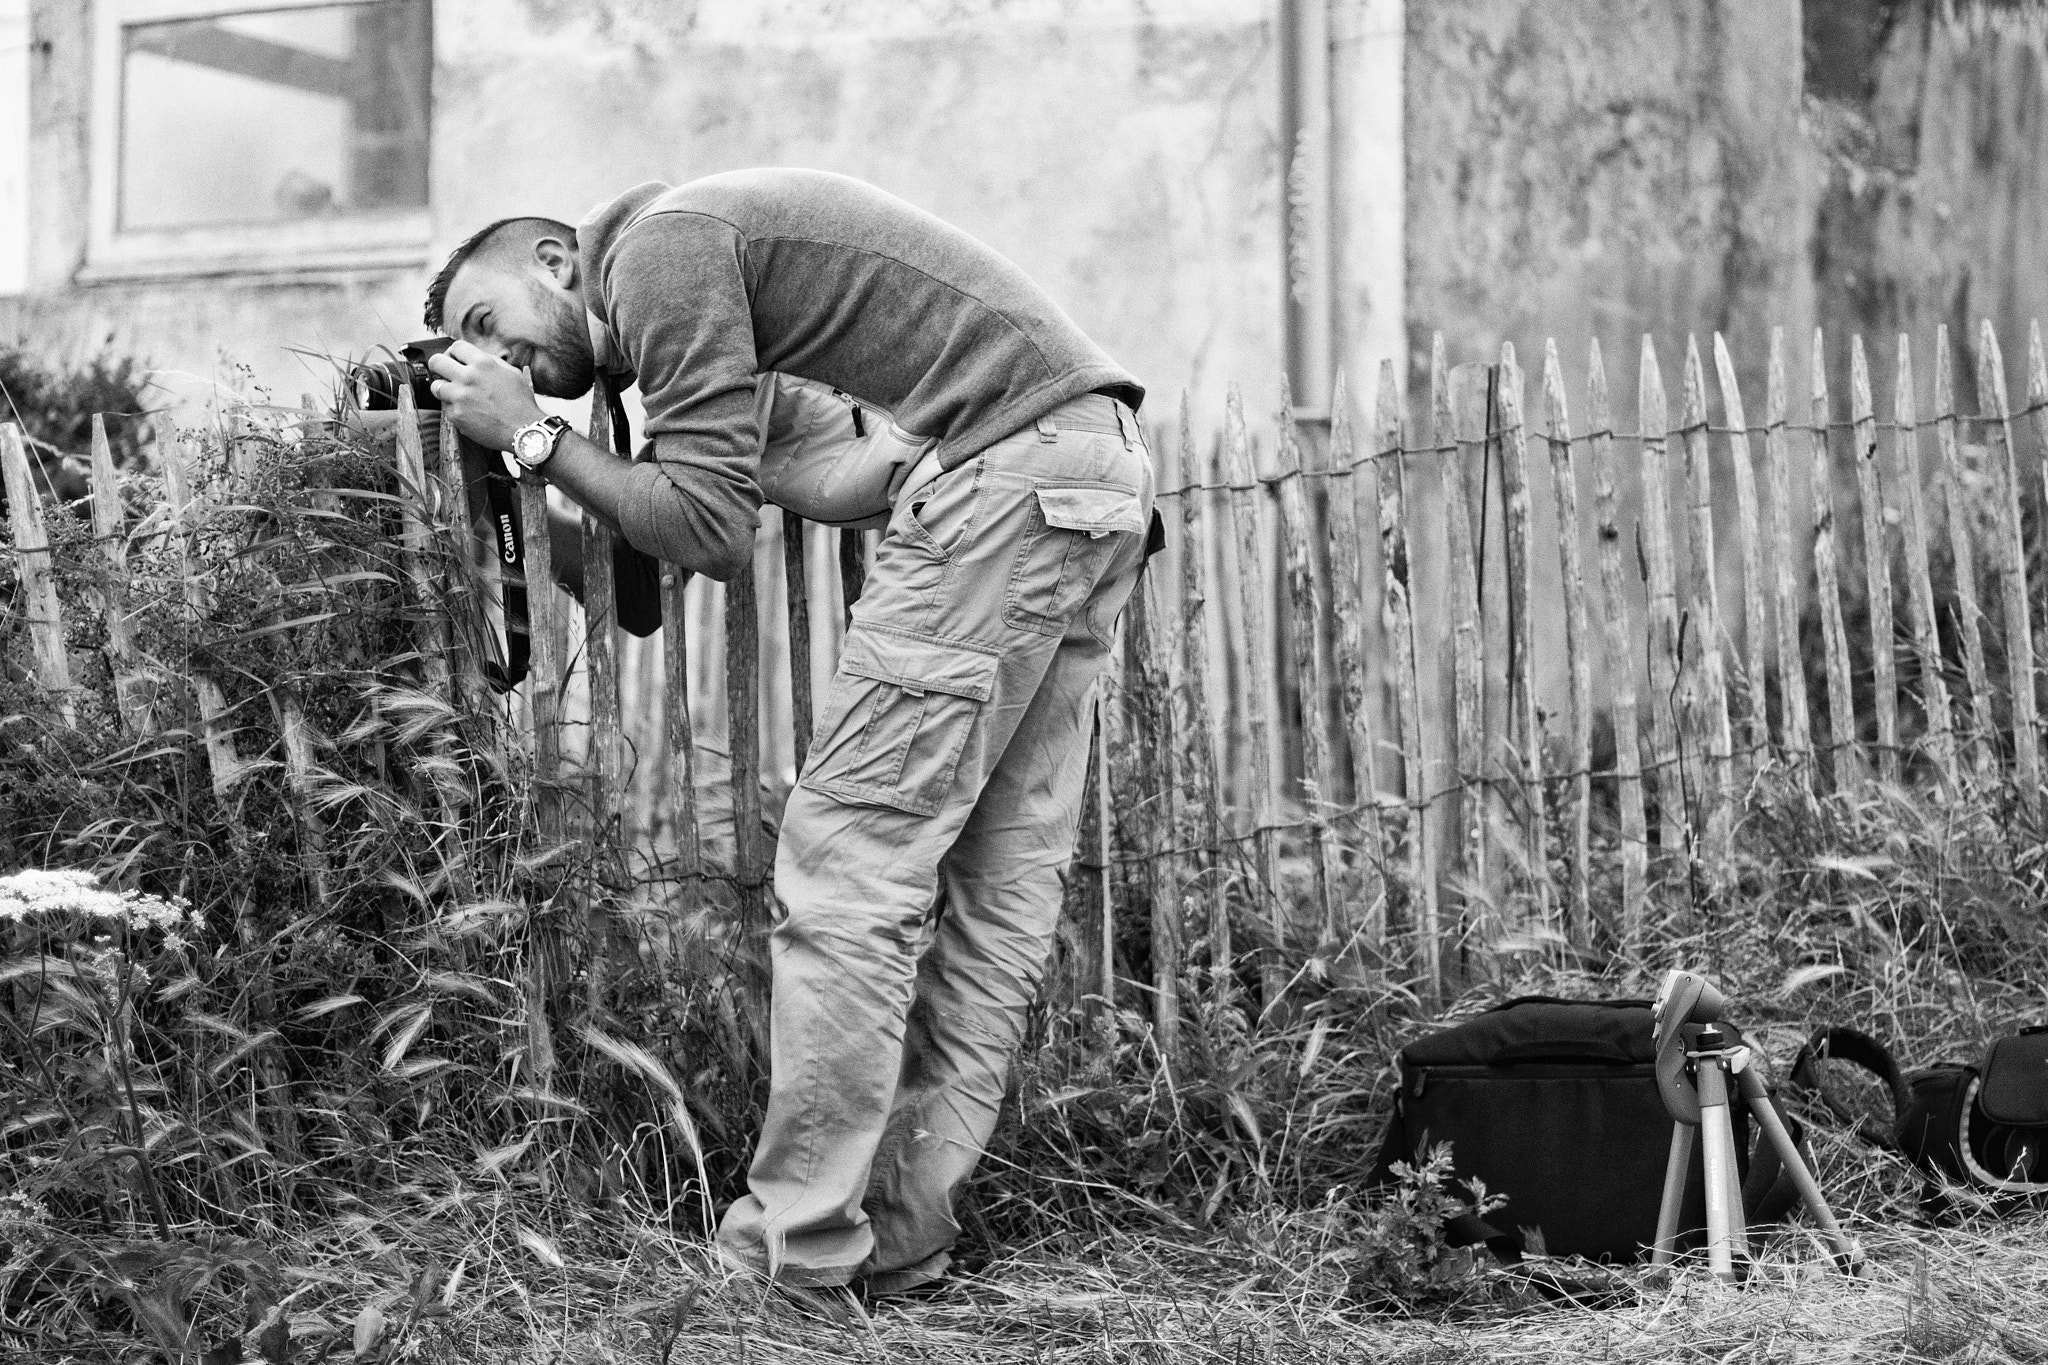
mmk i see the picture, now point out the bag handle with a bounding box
[1788,1025,1911,1150]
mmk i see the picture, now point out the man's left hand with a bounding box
[425,341,546,452]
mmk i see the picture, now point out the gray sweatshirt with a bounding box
[577,168,1144,580]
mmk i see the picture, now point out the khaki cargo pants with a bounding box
[716,393,1153,1288]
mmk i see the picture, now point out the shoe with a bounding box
[859,1249,958,1302]
[713,1241,860,1292]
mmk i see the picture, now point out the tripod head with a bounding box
[1653,969,1730,1125]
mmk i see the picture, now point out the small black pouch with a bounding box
[1793,1023,2048,1217]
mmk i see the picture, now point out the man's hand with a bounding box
[425,340,547,452]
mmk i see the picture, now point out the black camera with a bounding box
[348,337,456,416]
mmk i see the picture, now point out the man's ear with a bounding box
[534,235,578,289]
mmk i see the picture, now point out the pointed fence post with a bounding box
[160,438,243,796]
[1434,335,1487,946]
[838,527,866,630]
[783,509,815,766]
[1275,381,1340,946]
[87,416,147,733]
[661,566,704,901]
[2031,321,2048,528]
[1679,337,1735,885]
[1586,342,1649,945]
[1541,342,1594,949]
[1324,373,1388,956]
[1849,336,1900,786]
[1222,387,1282,1001]
[1374,361,1439,999]
[726,547,769,933]
[1893,335,1956,787]
[0,424,75,723]
[1763,329,1814,792]
[1127,568,1180,1053]
[1095,686,1117,1013]
[1173,395,1230,1002]
[1636,338,1686,862]
[1934,326,1998,781]
[1809,331,1862,792]
[1711,335,1769,781]
[582,388,624,1014]
[438,413,492,712]
[1979,321,2041,813]
[513,418,563,1086]
[1495,344,1553,934]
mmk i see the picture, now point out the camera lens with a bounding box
[348,359,406,412]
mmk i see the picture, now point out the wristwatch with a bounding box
[509,414,572,477]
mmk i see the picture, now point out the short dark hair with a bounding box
[423,215,577,332]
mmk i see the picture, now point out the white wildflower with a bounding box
[0,868,197,936]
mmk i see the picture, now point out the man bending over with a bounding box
[421,167,1151,1295]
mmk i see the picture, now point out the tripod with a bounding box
[1649,973,1862,1282]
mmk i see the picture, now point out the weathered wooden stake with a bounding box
[783,509,815,766]
[160,437,242,795]
[1979,320,2041,812]
[1636,338,1686,861]
[1222,386,1281,1001]
[1934,325,1997,780]
[1893,335,1956,787]
[1127,568,1180,1052]
[1711,335,1769,781]
[1763,329,1814,792]
[1174,395,1229,1000]
[582,389,623,1013]
[1809,331,1862,792]
[0,424,75,723]
[1541,341,1593,947]
[1434,335,1486,935]
[87,416,147,732]
[1275,381,1340,946]
[1495,344,1553,933]
[726,550,769,931]
[1323,373,1387,956]
[661,567,705,898]
[838,527,866,630]
[1373,361,1439,998]
[1849,336,1899,785]
[1586,341,1649,944]
[1679,337,1735,884]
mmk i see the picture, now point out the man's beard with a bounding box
[530,291,597,399]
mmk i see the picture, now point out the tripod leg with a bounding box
[1651,1123,1694,1267]
[1735,1067,1861,1270]
[1696,1056,1741,1283]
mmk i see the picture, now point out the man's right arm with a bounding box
[595,211,766,582]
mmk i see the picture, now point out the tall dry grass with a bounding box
[2,401,2045,1362]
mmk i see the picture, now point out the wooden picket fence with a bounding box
[6,318,2048,1040]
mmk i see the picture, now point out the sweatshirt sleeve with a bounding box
[601,211,762,582]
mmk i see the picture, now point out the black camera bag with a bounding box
[1790,1025,2048,1216]
[1367,997,1808,1263]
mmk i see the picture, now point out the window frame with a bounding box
[84,0,431,281]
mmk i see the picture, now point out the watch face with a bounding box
[514,427,548,465]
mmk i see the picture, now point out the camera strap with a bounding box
[456,432,529,695]
[479,384,664,695]
[483,462,529,693]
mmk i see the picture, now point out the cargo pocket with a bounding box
[803,625,1000,816]
[1003,482,1147,635]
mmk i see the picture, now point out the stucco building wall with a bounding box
[8,0,1312,438]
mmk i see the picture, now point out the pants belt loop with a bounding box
[1035,413,1058,443]
[1112,401,1134,451]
